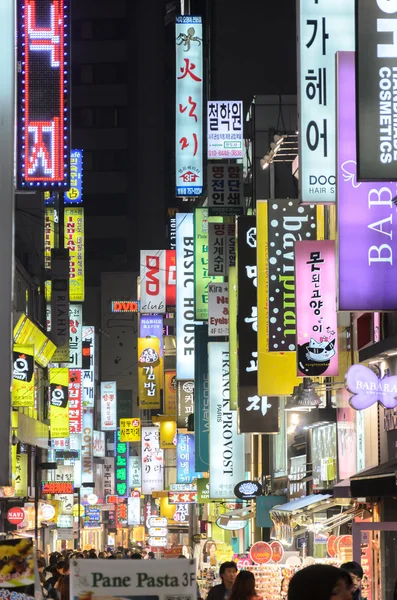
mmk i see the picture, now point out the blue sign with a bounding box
[140,315,163,357]
[64,150,83,204]
[177,433,201,484]
[194,325,209,472]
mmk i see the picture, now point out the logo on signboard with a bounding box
[138,347,159,366]
[297,332,336,377]
[234,480,262,500]
[13,352,33,382]
[179,170,199,183]
[50,384,68,408]
[7,507,25,525]
[346,364,397,410]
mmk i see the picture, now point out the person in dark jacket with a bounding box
[341,562,365,600]
[206,562,238,600]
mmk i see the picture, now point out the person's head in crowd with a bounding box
[229,570,258,600]
[340,562,364,595]
[219,561,238,590]
[131,553,142,560]
[288,565,353,600]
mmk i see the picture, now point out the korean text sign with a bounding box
[209,343,245,498]
[70,558,197,600]
[64,207,85,301]
[298,0,354,203]
[356,1,397,180]
[176,213,195,379]
[208,222,236,276]
[175,16,203,196]
[139,315,163,356]
[64,150,83,204]
[137,337,161,409]
[207,100,243,159]
[208,164,244,216]
[114,429,129,498]
[141,427,164,494]
[140,250,166,313]
[82,326,95,407]
[120,418,141,442]
[177,380,194,428]
[208,283,229,337]
[295,240,338,377]
[101,381,117,431]
[69,304,82,368]
[177,433,199,484]
[17,0,70,189]
[337,51,397,311]
[194,208,223,321]
[49,368,69,438]
[237,216,279,432]
[68,369,82,433]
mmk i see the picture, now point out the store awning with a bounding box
[350,459,397,497]
[333,477,351,498]
[270,493,332,515]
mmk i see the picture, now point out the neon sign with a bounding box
[64,150,83,204]
[17,0,70,189]
[346,364,397,410]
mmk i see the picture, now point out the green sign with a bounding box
[197,477,210,503]
[194,208,223,321]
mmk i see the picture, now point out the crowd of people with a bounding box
[36,549,365,600]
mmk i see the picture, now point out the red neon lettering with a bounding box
[145,255,160,296]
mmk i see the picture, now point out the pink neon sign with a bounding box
[295,240,338,377]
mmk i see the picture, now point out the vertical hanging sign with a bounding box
[176,213,195,379]
[64,207,85,302]
[17,0,71,189]
[100,382,117,431]
[298,0,354,203]
[194,326,209,472]
[295,240,338,377]
[114,429,129,498]
[194,208,223,321]
[64,150,83,204]
[175,16,203,197]
[141,427,164,494]
[140,250,166,314]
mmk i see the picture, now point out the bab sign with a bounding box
[356,0,397,180]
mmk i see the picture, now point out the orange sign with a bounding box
[42,481,74,495]
[270,541,284,563]
[327,534,337,557]
[111,301,140,313]
[249,541,272,564]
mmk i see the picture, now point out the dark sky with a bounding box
[210,0,297,108]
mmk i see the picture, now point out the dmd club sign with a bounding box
[356,0,397,180]
[267,200,317,352]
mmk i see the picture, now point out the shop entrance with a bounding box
[352,522,397,600]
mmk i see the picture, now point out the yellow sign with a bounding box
[13,454,28,497]
[164,371,177,416]
[160,420,177,449]
[257,201,300,396]
[228,266,238,410]
[137,338,161,409]
[44,207,56,302]
[14,315,56,368]
[12,344,35,407]
[72,504,85,517]
[120,418,141,442]
[64,207,85,302]
[49,368,69,438]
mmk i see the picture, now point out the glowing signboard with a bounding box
[207,101,243,159]
[64,150,83,204]
[17,0,70,189]
[111,301,140,313]
[346,364,397,410]
[42,481,74,495]
[64,207,84,302]
[175,16,203,196]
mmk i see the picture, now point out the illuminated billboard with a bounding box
[64,150,83,204]
[111,300,140,313]
[17,0,70,189]
[207,101,243,159]
[64,207,84,302]
[140,251,166,313]
[175,16,203,197]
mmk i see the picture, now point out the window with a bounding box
[93,19,127,40]
[83,151,128,172]
[93,63,127,85]
[72,107,127,128]
[84,194,129,216]
[72,107,94,128]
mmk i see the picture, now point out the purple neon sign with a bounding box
[337,52,397,311]
[346,364,397,410]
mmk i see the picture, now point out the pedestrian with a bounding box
[288,564,353,600]
[340,562,365,600]
[131,552,142,559]
[206,561,238,600]
[148,551,155,559]
[229,571,262,600]
[58,575,70,600]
